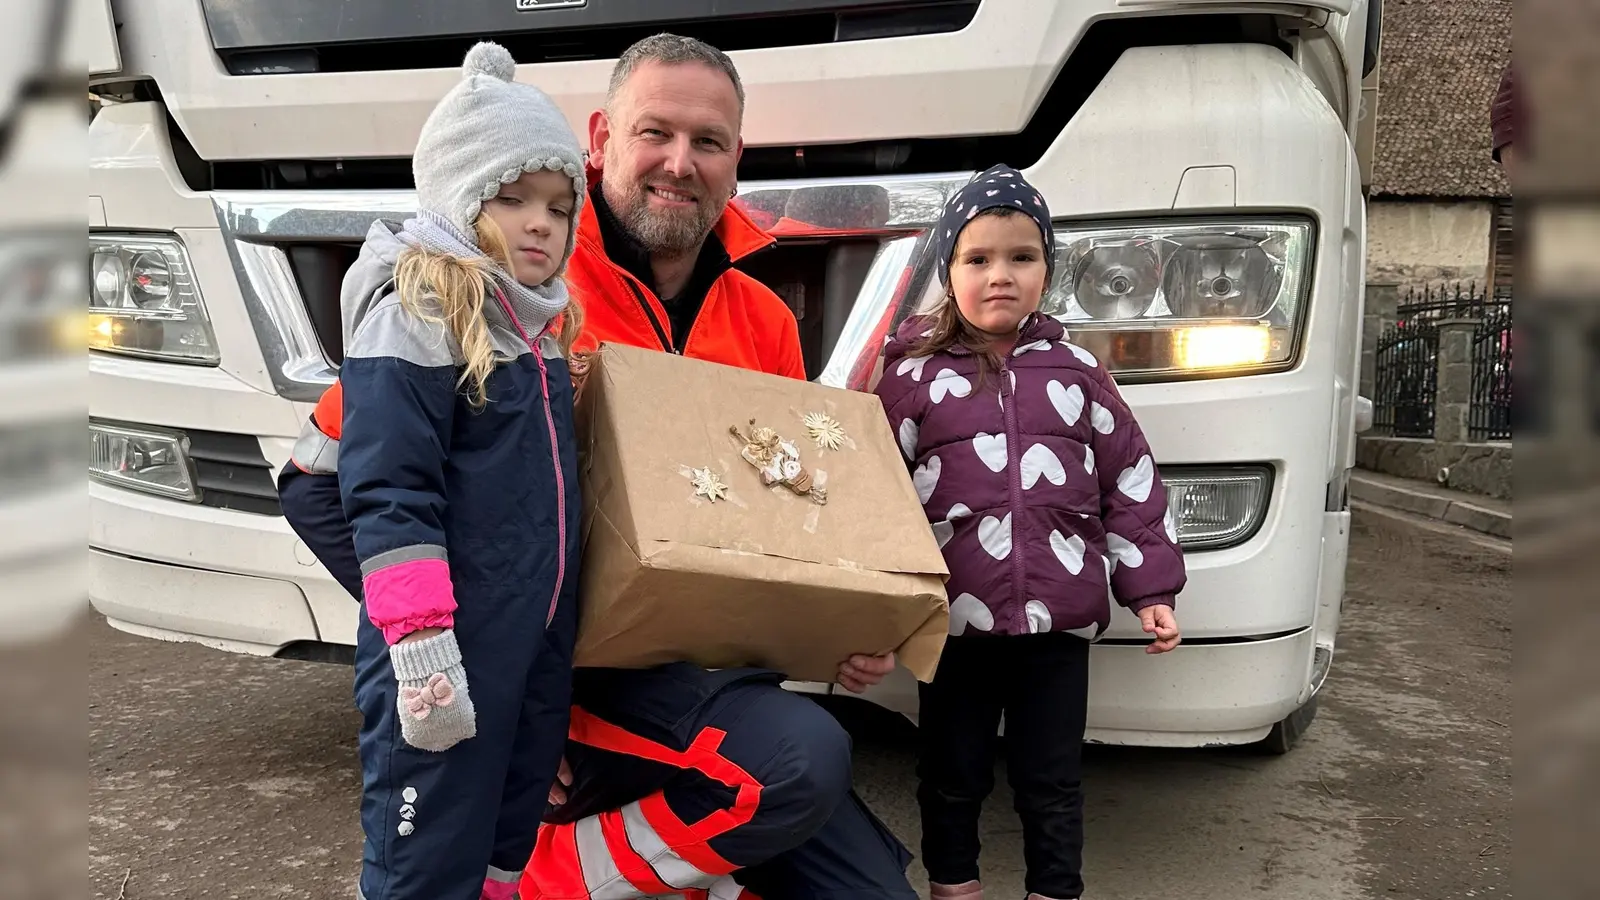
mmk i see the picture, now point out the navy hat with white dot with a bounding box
[933,163,1055,288]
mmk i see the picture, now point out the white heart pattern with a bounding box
[1025,600,1052,634]
[949,593,995,636]
[1061,341,1099,368]
[1090,401,1116,435]
[978,513,1012,560]
[1047,380,1084,426]
[1013,339,1052,357]
[1117,455,1155,504]
[1105,532,1145,572]
[973,432,1008,473]
[1083,444,1096,474]
[898,418,919,461]
[896,355,931,382]
[1065,624,1101,642]
[1163,506,1179,544]
[931,502,974,549]
[1050,530,1086,575]
[913,455,941,505]
[1021,444,1067,490]
[929,368,974,404]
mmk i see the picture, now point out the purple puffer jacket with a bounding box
[874,312,1186,639]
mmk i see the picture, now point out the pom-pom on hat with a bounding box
[412,41,587,265]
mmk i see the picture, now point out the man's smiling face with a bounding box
[590,59,744,259]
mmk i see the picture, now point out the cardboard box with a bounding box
[573,342,950,683]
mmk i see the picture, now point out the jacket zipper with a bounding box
[999,360,1029,634]
[619,274,680,355]
[492,289,568,628]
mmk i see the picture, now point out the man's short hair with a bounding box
[607,33,745,118]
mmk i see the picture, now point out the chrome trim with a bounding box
[211,172,972,400]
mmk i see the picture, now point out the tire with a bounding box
[1255,694,1319,756]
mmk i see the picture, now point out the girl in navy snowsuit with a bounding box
[279,42,588,900]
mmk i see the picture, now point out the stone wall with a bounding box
[1356,436,1512,500]
[1366,200,1493,288]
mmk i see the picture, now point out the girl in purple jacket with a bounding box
[871,164,1186,900]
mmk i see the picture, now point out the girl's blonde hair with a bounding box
[393,214,585,408]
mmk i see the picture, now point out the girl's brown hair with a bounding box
[392,214,585,408]
[907,206,1036,388]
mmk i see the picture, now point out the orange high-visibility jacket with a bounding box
[305,183,803,442]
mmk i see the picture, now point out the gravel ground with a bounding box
[82,507,1514,899]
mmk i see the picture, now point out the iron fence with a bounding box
[1469,301,1513,441]
[1372,310,1438,438]
[1371,282,1512,441]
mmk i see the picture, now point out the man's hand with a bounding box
[837,652,896,694]
[547,755,572,807]
[1137,604,1181,654]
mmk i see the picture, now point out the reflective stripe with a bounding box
[290,424,339,474]
[524,709,766,900]
[575,814,632,898]
[596,809,677,897]
[620,800,719,889]
[708,876,750,900]
[359,543,448,578]
[485,865,522,884]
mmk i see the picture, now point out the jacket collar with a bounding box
[887,310,1064,361]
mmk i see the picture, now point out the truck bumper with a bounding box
[88,480,355,653]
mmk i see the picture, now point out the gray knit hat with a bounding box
[413,41,587,264]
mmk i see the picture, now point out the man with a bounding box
[278,34,917,900]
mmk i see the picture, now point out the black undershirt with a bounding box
[588,182,733,352]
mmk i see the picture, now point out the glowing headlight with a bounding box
[1043,220,1313,379]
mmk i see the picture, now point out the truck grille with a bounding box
[212,172,966,401]
[207,0,980,74]
[188,429,283,517]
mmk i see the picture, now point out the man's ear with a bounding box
[734,136,744,166]
[588,109,611,170]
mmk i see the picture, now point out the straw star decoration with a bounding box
[690,467,729,503]
[803,412,846,451]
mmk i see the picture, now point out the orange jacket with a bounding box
[566,187,802,377]
[308,183,803,437]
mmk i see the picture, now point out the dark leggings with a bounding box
[917,632,1090,899]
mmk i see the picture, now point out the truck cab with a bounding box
[88,0,1378,751]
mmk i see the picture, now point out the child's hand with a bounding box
[1137,604,1181,654]
[388,629,478,752]
[547,755,572,807]
[837,651,896,693]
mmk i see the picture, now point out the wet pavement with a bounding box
[87,507,1512,899]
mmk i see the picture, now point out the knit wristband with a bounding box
[388,630,464,681]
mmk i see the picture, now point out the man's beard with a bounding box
[605,172,723,258]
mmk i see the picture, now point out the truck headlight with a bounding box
[1046,219,1313,379]
[88,235,219,364]
[1161,465,1273,550]
[89,421,198,502]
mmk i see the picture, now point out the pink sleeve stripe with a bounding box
[362,557,458,645]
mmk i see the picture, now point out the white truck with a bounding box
[87,0,1380,752]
